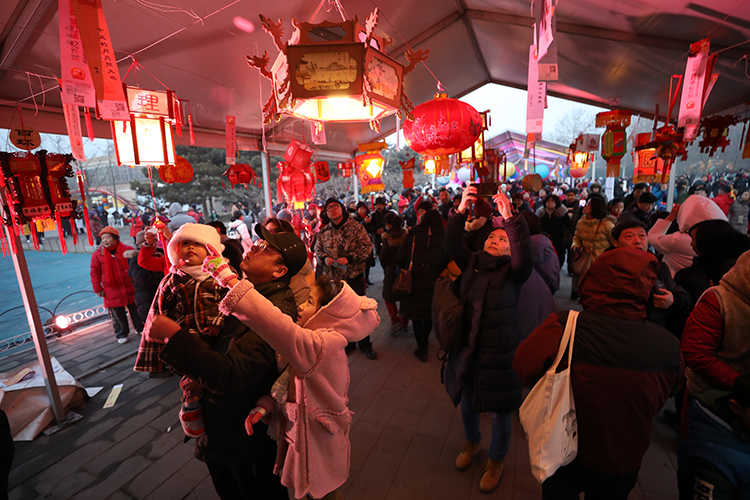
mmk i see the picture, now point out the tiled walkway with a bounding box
[5,267,680,499]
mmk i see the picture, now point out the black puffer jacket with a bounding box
[380,228,408,303]
[397,210,448,320]
[444,209,533,413]
[124,249,164,320]
[160,280,297,466]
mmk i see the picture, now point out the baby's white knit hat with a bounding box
[167,223,225,266]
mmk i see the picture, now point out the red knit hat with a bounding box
[100,226,120,238]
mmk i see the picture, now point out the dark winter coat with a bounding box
[444,209,533,413]
[380,228,408,303]
[124,249,164,320]
[397,211,448,320]
[90,241,136,308]
[160,280,297,466]
[514,248,681,475]
[536,205,570,256]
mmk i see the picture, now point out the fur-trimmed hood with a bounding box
[303,282,380,342]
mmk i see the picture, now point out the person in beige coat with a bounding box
[570,197,614,299]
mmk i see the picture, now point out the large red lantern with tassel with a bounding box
[403,93,483,157]
[277,162,315,208]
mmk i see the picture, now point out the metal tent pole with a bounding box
[261,151,273,219]
[0,192,65,423]
[666,160,677,211]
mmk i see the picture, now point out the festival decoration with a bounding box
[356,142,386,194]
[698,115,739,157]
[112,86,180,167]
[404,94,483,159]
[337,162,354,178]
[9,127,41,151]
[596,110,632,177]
[400,157,415,189]
[634,125,687,183]
[0,151,80,254]
[422,158,435,175]
[277,161,315,208]
[314,161,330,182]
[534,164,550,180]
[632,133,665,183]
[221,163,261,189]
[157,155,194,184]
[246,9,428,130]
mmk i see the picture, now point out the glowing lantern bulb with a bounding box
[55,315,70,329]
[424,158,436,174]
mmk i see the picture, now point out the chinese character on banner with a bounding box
[314,161,330,182]
[226,116,236,165]
[526,45,546,135]
[59,0,96,108]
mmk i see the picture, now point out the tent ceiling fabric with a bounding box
[0,0,749,155]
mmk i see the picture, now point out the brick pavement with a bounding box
[5,267,680,499]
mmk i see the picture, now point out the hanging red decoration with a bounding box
[314,161,330,183]
[404,94,483,157]
[356,142,386,195]
[157,154,194,184]
[222,163,261,189]
[400,157,415,189]
[698,115,739,157]
[337,162,354,178]
[0,151,80,254]
[277,162,315,208]
[632,133,665,183]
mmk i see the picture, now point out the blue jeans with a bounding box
[460,391,512,462]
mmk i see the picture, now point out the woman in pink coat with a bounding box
[211,268,379,499]
[90,226,143,343]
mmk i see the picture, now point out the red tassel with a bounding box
[30,224,40,250]
[82,208,93,246]
[55,212,67,255]
[84,107,95,141]
[188,114,195,145]
[71,216,78,246]
[175,101,183,137]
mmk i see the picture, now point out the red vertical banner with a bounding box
[62,103,86,161]
[59,0,96,108]
[526,45,545,135]
[71,0,128,120]
[226,116,236,165]
[677,39,710,141]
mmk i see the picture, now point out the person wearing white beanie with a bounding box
[135,223,229,439]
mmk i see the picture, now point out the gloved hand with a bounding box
[244,405,269,436]
[201,244,239,288]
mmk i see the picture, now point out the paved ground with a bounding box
[5,266,681,500]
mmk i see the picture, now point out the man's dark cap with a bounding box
[633,182,648,190]
[254,224,307,277]
[375,197,386,206]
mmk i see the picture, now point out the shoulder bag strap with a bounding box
[548,310,579,373]
[408,233,416,270]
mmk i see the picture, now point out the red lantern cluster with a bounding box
[222,163,261,189]
[337,162,354,178]
[403,93,483,157]
[0,150,80,254]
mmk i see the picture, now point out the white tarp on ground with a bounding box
[0,357,83,441]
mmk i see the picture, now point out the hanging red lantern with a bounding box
[222,163,261,189]
[277,162,315,208]
[403,93,483,157]
[337,162,354,178]
[633,133,664,183]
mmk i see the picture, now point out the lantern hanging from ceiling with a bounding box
[596,110,631,177]
[634,125,687,183]
[0,151,80,254]
[112,86,180,167]
[337,161,354,177]
[404,93,483,157]
[356,141,386,194]
[632,133,665,183]
[568,139,592,179]
[277,161,315,209]
[247,9,428,130]
[222,163,261,189]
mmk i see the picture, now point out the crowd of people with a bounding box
[79,167,750,499]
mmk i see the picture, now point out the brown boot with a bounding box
[455,441,480,471]
[479,459,504,494]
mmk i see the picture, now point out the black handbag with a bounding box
[432,275,465,352]
[392,234,415,295]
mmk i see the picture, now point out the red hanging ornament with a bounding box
[158,155,194,184]
[596,110,632,177]
[698,115,739,157]
[400,157,415,189]
[313,161,330,183]
[403,93,483,157]
[337,162,354,178]
[277,161,315,208]
[222,164,261,189]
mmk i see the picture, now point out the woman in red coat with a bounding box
[128,209,144,244]
[90,226,144,343]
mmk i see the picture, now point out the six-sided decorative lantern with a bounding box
[112,86,180,167]
[356,141,386,194]
[632,133,665,183]
[247,9,428,130]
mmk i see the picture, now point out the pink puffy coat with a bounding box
[90,241,136,308]
[219,280,379,499]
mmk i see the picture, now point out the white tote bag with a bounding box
[518,310,579,483]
